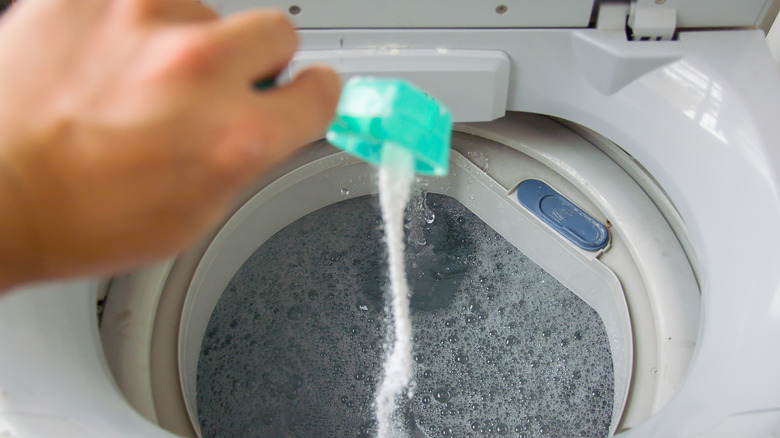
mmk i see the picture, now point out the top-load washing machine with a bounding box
[1,1,780,437]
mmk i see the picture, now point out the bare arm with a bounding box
[0,0,340,291]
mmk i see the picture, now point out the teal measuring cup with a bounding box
[326,77,453,176]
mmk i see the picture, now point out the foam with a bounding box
[197,194,613,437]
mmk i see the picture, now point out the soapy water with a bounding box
[407,186,436,247]
[197,194,614,437]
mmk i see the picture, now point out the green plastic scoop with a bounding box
[326,77,453,176]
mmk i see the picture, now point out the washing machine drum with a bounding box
[97,113,701,438]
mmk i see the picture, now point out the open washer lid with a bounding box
[205,0,780,32]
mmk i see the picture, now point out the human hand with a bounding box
[0,0,340,290]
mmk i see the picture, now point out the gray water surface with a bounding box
[197,193,613,437]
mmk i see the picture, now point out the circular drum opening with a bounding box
[101,113,700,438]
[196,192,615,437]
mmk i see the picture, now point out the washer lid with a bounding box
[204,0,597,28]
[205,0,778,30]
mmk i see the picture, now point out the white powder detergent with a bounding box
[375,144,416,437]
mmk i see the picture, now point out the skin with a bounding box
[0,0,341,292]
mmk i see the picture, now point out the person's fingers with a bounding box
[122,0,218,24]
[201,67,341,189]
[207,10,298,82]
[207,66,340,188]
[156,0,218,23]
[260,65,342,154]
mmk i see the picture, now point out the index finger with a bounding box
[212,65,342,184]
[260,66,342,149]
[206,10,299,84]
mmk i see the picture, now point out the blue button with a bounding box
[516,179,609,251]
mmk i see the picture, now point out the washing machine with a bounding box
[2,1,780,437]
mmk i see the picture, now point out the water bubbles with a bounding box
[421,191,435,223]
[406,188,435,246]
[408,226,427,247]
[424,209,436,224]
[197,194,614,438]
[465,150,490,172]
[433,388,451,403]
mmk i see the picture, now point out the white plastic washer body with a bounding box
[0,21,779,438]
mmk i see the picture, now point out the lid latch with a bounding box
[627,0,677,41]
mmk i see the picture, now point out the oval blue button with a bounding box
[516,179,608,251]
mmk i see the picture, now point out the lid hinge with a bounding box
[627,0,677,41]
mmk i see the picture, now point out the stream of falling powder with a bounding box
[375,145,415,438]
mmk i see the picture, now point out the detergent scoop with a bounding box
[326,77,453,176]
